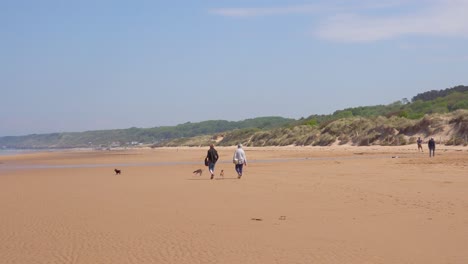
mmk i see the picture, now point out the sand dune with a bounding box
[1,146,467,264]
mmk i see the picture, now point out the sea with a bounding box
[0,149,52,156]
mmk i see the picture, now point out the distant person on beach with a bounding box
[417,137,423,152]
[233,144,247,179]
[428,137,436,157]
[206,144,219,179]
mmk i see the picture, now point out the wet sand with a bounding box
[1,146,467,264]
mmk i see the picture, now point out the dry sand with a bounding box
[1,146,467,264]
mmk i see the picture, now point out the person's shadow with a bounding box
[187,177,239,180]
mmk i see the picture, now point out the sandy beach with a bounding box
[1,146,467,264]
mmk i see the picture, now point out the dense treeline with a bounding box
[302,86,468,126]
[412,85,468,102]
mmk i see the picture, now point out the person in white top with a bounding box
[233,144,247,179]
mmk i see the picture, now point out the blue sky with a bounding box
[1,0,467,136]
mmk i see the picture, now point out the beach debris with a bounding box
[251,218,263,221]
[279,216,286,220]
[391,156,399,158]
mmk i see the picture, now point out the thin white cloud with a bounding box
[210,0,468,42]
[316,0,468,42]
[209,4,324,17]
[429,54,468,62]
[209,1,417,18]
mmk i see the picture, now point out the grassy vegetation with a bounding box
[164,86,468,147]
[1,86,467,148]
[299,86,468,126]
[160,110,468,147]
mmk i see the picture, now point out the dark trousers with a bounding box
[235,164,244,176]
[429,148,435,157]
[208,162,215,173]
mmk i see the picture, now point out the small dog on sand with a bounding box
[193,169,203,176]
[220,169,224,178]
[114,169,121,175]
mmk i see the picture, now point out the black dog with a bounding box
[114,169,121,175]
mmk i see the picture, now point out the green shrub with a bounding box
[305,119,318,127]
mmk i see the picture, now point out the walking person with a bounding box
[233,144,247,179]
[206,144,219,179]
[428,137,436,157]
[417,137,423,152]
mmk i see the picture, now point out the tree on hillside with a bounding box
[412,85,468,102]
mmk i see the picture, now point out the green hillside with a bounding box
[160,110,468,147]
[160,85,468,147]
[1,85,467,149]
[301,85,468,126]
[0,117,294,149]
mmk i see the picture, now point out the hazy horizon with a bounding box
[1,115,297,137]
[2,0,468,137]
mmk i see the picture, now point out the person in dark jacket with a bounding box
[206,144,219,179]
[428,137,435,157]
